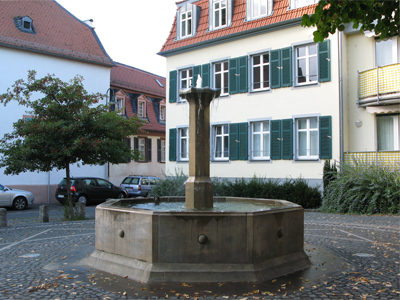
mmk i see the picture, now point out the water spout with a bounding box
[196,75,202,88]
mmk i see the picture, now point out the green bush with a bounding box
[321,159,400,214]
[150,172,322,209]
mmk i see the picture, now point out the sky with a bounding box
[56,0,178,78]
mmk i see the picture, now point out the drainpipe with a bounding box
[338,31,344,164]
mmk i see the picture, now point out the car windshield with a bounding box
[122,177,140,184]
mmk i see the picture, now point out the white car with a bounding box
[0,184,34,210]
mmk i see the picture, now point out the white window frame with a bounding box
[376,114,400,151]
[251,52,270,92]
[212,124,229,161]
[250,121,270,160]
[138,137,146,162]
[290,0,318,9]
[179,68,193,101]
[375,36,400,67]
[138,100,146,118]
[295,43,318,86]
[160,105,166,121]
[178,127,189,161]
[161,139,166,162]
[246,0,273,21]
[213,0,227,29]
[116,97,124,115]
[180,10,192,38]
[213,61,229,96]
[295,117,319,160]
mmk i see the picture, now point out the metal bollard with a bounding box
[0,208,7,227]
[75,202,86,219]
[39,205,49,223]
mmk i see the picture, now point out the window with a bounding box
[138,138,146,161]
[251,53,270,91]
[134,137,152,162]
[180,68,193,91]
[116,97,124,115]
[246,0,273,21]
[158,139,166,163]
[213,61,229,95]
[213,0,227,29]
[181,11,192,38]
[375,37,399,66]
[377,114,400,151]
[251,121,270,160]
[13,16,35,34]
[178,128,189,161]
[295,44,318,85]
[295,117,319,160]
[138,101,146,118]
[212,125,229,160]
[160,105,166,121]
[290,0,318,9]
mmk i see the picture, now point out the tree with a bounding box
[0,71,143,219]
[301,0,399,42]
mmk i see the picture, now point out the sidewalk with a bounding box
[0,212,398,299]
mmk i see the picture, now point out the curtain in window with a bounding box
[377,116,394,150]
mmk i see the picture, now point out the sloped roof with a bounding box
[0,0,114,66]
[111,63,166,98]
[159,0,317,56]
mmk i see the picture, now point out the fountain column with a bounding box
[179,87,220,209]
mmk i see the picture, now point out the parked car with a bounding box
[0,184,34,210]
[55,177,127,205]
[120,175,159,197]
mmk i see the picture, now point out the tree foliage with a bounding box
[0,70,143,218]
[302,0,399,42]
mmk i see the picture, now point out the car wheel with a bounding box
[12,197,27,210]
[77,195,87,204]
[117,193,125,199]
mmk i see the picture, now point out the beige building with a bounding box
[158,0,399,189]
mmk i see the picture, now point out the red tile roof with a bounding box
[111,63,166,134]
[111,63,166,98]
[159,0,317,55]
[0,0,113,66]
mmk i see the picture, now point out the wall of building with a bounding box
[0,47,111,204]
[165,25,340,185]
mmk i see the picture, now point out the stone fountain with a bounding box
[85,77,312,283]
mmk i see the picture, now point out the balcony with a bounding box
[343,151,400,168]
[357,63,400,107]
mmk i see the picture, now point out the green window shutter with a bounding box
[201,64,210,87]
[147,138,152,162]
[134,137,139,162]
[238,122,248,160]
[270,120,281,160]
[318,40,331,82]
[238,56,248,93]
[229,123,239,160]
[193,65,201,87]
[270,49,281,88]
[319,116,332,159]
[169,70,177,103]
[157,139,161,162]
[229,58,238,94]
[169,128,177,161]
[281,47,292,87]
[281,119,293,160]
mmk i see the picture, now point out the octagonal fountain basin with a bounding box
[85,197,311,283]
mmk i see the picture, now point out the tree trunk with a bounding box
[66,161,74,220]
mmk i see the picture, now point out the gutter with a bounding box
[339,31,344,164]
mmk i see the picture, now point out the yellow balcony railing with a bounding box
[358,63,400,106]
[343,151,400,168]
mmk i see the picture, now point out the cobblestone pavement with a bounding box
[0,212,398,300]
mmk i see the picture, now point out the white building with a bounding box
[0,0,114,203]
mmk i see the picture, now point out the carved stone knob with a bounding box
[198,234,208,244]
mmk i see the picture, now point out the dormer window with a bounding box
[246,0,273,21]
[176,3,200,40]
[13,16,35,34]
[116,97,125,115]
[138,100,146,118]
[160,105,166,121]
[289,0,319,10]
[209,0,234,31]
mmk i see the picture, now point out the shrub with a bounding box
[323,159,337,196]
[150,172,322,209]
[321,159,400,214]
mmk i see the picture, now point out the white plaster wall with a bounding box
[0,47,111,201]
[108,136,166,186]
[165,25,340,182]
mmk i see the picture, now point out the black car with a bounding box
[55,177,127,205]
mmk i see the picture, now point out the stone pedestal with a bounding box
[39,205,49,223]
[75,202,86,219]
[179,87,220,209]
